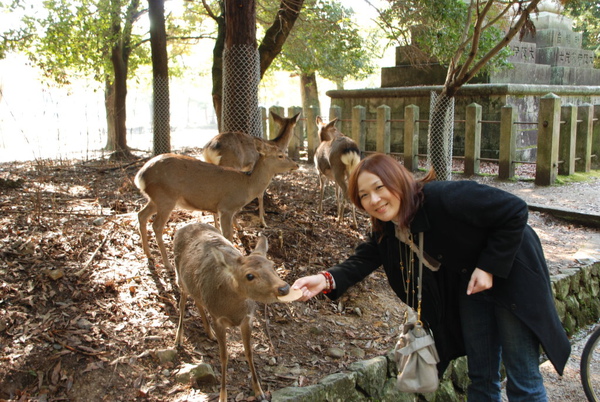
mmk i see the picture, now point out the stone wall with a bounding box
[271,262,600,402]
[326,85,600,161]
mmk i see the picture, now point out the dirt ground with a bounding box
[0,152,598,401]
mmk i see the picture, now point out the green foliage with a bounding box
[563,0,600,68]
[259,0,379,86]
[1,0,213,85]
[378,0,517,75]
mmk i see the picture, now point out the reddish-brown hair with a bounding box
[348,153,435,234]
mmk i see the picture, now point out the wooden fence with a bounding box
[260,93,599,185]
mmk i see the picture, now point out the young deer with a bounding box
[314,116,361,227]
[203,112,301,226]
[173,222,291,402]
[134,142,298,270]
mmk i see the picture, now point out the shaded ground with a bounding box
[0,152,598,401]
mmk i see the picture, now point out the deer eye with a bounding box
[246,274,255,281]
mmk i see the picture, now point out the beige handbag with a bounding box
[394,233,440,393]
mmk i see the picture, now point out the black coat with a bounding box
[327,180,571,375]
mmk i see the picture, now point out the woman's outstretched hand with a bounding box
[467,268,493,295]
[292,274,328,301]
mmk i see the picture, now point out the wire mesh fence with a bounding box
[427,91,455,180]
[221,44,263,137]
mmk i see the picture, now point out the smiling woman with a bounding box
[292,152,571,401]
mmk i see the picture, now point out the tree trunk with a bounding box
[148,0,171,155]
[211,0,304,128]
[300,72,320,117]
[110,41,132,159]
[258,0,304,78]
[211,3,225,131]
[104,79,117,151]
[221,0,261,137]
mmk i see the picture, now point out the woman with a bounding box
[293,153,570,401]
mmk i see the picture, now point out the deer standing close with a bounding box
[174,222,291,402]
[314,116,361,227]
[203,112,301,227]
[134,142,298,270]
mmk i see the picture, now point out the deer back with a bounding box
[135,146,297,216]
[174,223,289,326]
[202,112,301,172]
[203,132,260,172]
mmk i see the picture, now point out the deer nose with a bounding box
[278,284,290,296]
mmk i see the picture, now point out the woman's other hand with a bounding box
[292,274,328,301]
[467,268,493,295]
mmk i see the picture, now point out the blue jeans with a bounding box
[459,290,547,402]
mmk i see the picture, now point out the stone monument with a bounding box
[381,4,600,87]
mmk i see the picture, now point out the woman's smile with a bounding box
[357,171,400,222]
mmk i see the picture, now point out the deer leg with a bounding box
[175,290,188,346]
[318,175,326,214]
[151,202,176,271]
[241,316,265,399]
[137,201,157,266]
[213,322,229,402]
[219,211,235,241]
[194,300,215,340]
[258,192,267,227]
[333,171,348,225]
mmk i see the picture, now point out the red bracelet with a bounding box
[320,271,334,294]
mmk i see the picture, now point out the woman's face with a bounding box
[356,171,401,222]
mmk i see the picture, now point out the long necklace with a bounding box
[399,232,416,309]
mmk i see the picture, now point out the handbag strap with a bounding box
[416,232,424,323]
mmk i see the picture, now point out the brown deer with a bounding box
[134,141,298,270]
[203,111,301,227]
[314,116,361,227]
[173,222,291,402]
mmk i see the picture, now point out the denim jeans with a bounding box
[459,289,547,402]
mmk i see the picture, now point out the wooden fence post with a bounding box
[465,103,482,176]
[306,105,320,161]
[352,105,366,153]
[535,93,561,186]
[594,105,600,169]
[259,106,268,139]
[499,105,516,180]
[576,103,593,172]
[269,106,285,140]
[287,106,303,160]
[558,104,577,175]
[376,105,391,154]
[329,105,343,133]
[404,105,419,172]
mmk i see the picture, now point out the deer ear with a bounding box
[316,116,323,126]
[270,111,283,124]
[210,247,227,266]
[252,235,269,256]
[252,137,267,154]
[327,118,338,129]
[292,112,301,123]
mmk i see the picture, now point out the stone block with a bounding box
[530,12,574,31]
[537,47,595,68]
[271,384,327,402]
[348,356,388,399]
[381,65,447,87]
[531,29,582,49]
[490,63,551,85]
[507,41,537,64]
